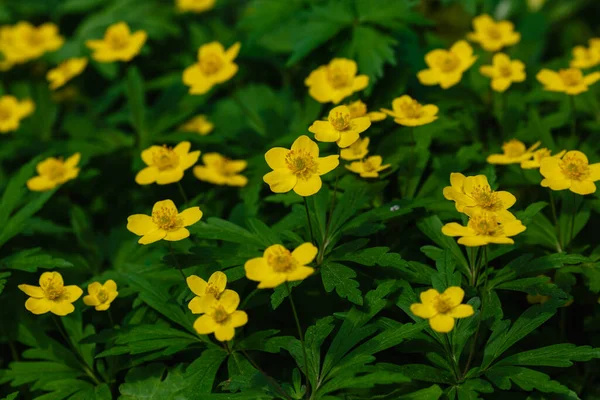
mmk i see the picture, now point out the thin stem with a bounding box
[569,191,576,248]
[168,242,187,282]
[318,153,341,265]
[286,282,310,398]
[469,247,476,286]
[107,309,115,327]
[549,190,563,252]
[241,349,292,400]
[569,95,577,142]
[303,197,315,244]
[463,246,488,378]
[441,334,460,381]
[177,181,189,206]
[404,128,416,198]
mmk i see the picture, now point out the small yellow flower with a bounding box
[176,0,215,13]
[486,139,541,165]
[304,58,369,104]
[536,68,600,96]
[340,137,369,161]
[467,14,520,52]
[193,153,248,187]
[521,148,566,169]
[570,46,600,69]
[186,271,236,314]
[380,95,438,126]
[540,150,600,195]
[479,53,526,92]
[345,156,390,178]
[179,115,214,135]
[47,58,88,90]
[126,199,203,244]
[193,290,248,341]
[18,272,82,316]
[410,287,474,333]
[0,95,35,133]
[347,100,386,122]
[86,22,147,63]
[83,280,118,311]
[442,212,526,247]
[417,40,477,89]
[135,141,200,185]
[308,105,371,148]
[0,22,64,70]
[27,153,80,192]
[182,41,240,95]
[245,243,317,289]
[263,135,339,197]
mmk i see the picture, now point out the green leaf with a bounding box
[177,349,228,396]
[485,366,576,397]
[355,0,429,29]
[396,385,443,400]
[349,25,397,86]
[321,262,363,305]
[190,218,264,248]
[393,364,453,384]
[495,276,568,300]
[246,218,281,247]
[0,271,10,295]
[1,392,19,400]
[317,365,409,396]
[0,248,73,272]
[270,280,301,310]
[119,363,187,399]
[496,344,600,367]
[417,216,469,277]
[126,66,148,149]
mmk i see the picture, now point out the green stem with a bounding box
[569,95,577,142]
[318,153,341,265]
[469,247,476,286]
[177,181,189,206]
[107,309,115,327]
[569,191,576,248]
[404,128,416,198]
[168,242,187,282]
[286,282,310,398]
[241,349,292,400]
[549,190,563,252]
[303,197,315,245]
[442,334,460,381]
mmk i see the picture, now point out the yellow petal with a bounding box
[292,243,318,265]
[173,141,191,156]
[139,230,167,244]
[588,163,600,181]
[293,175,322,197]
[18,284,44,298]
[186,275,208,296]
[208,271,227,293]
[352,75,369,92]
[441,222,472,237]
[180,151,201,170]
[230,310,248,328]
[153,199,178,214]
[265,148,289,169]
[317,155,339,175]
[127,214,156,236]
[214,325,235,342]
[50,300,76,316]
[286,266,314,282]
[179,207,203,226]
[83,295,100,306]
[263,169,297,193]
[225,42,241,61]
[164,228,190,241]
[496,191,516,209]
[291,135,319,157]
[156,168,184,184]
[570,180,596,195]
[188,296,204,314]
[257,274,287,289]
[87,282,103,295]
[410,303,437,318]
[193,314,217,334]
[309,121,340,143]
[429,314,455,333]
[420,289,439,305]
[104,280,117,293]
[219,290,240,313]
[25,297,52,314]
[539,157,562,179]
[40,271,63,287]
[141,146,159,165]
[26,176,56,192]
[417,69,439,86]
[64,153,81,168]
[245,257,270,282]
[458,236,490,246]
[443,287,464,307]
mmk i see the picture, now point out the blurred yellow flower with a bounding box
[467,14,520,52]
[245,243,317,289]
[47,58,88,90]
[487,139,540,164]
[18,272,82,316]
[193,290,248,341]
[0,95,35,133]
[479,53,526,92]
[264,135,339,197]
[83,280,118,311]
[180,115,214,135]
[590,38,600,52]
[540,150,600,195]
[570,46,600,69]
[347,100,386,122]
[410,287,473,333]
[187,271,236,314]
[345,156,390,178]
[381,95,438,126]
[182,41,240,95]
[521,148,566,169]
[536,68,600,95]
[135,141,200,185]
[417,40,477,89]
[193,153,248,187]
[27,153,80,192]
[86,22,147,63]
[309,105,370,148]
[442,212,526,247]
[176,0,215,13]
[340,137,369,161]
[0,22,64,70]
[127,199,203,244]
[305,58,369,104]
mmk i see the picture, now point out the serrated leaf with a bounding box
[0,248,73,272]
[0,271,10,295]
[349,25,397,86]
[190,218,263,248]
[496,343,600,367]
[321,262,362,305]
[485,366,576,397]
[119,363,187,399]
[177,349,228,396]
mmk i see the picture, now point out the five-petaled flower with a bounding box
[305,58,369,104]
[135,141,200,185]
[193,290,248,341]
[417,41,477,89]
[570,45,600,69]
[127,199,203,244]
[193,153,248,187]
[487,139,541,164]
[540,150,600,195]
[345,156,391,178]
[467,14,520,52]
[83,280,118,311]
[0,95,35,133]
[27,153,80,192]
[442,212,526,246]
[536,68,600,95]
[176,0,215,13]
[182,41,241,95]
[309,105,371,148]
[340,137,370,161]
[479,53,526,92]
[381,95,438,126]
[263,135,339,197]
[86,22,147,63]
[410,287,474,333]
[47,58,88,90]
[245,243,317,289]
[187,271,236,314]
[347,100,386,122]
[0,22,64,70]
[521,148,566,169]
[180,115,214,135]
[18,272,83,316]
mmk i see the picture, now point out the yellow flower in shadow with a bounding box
[305,58,369,104]
[345,156,390,178]
[381,95,438,126]
[183,41,240,95]
[245,243,317,289]
[135,141,200,185]
[417,41,477,89]
[86,22,147,63]
[410,287,474,333]
[18,272,82,316]
[83,280,118,311]
[27,153,80,192]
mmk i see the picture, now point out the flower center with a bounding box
[470,185,502,211]
[469,214,502,236]
[42,278,65,300]
[327,66,350,88]
[401,100,422,118]
[559,69,583,87]
[206,284,221,298]
[486,26,502,40]
[152,146,179,170]
[329,111,350,131]
[438,53,459,72]
[362,159,377,172]
[267,247,297,273]
[107,33,129,50]
[434,295,453,313]
[348,101,366,118]
[97,289,108,303]
[25,31,44,47]
[502,140,526,158]
[213,305,229,323]
[152,206,182,231]
[0,105,12,121]
[200,52,223,75]
[42,159,67,180]
[499,64,513,77]
[285,150,317,180]
[559,155,589,180]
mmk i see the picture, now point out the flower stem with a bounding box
[318,154,340,265]
[168,242,187,282]
[286,282,310,398]
[569,95,577,142]
[303,197,315,245]
[441,333,460,381]
[241,349,292,400]
[569,191,576,248]
[107,309,115,327]
[404,128,416,197]
[549,190,563,252]
[177,181,189,206]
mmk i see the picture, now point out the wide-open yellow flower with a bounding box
[467,14,520,52]
[346,156,390,178]
[487,139,540,164]
[305,58,369,104]
[0,22,64,70]
[521,148,566,169]
[193,290,248,341]
[27,153,80,192]
[193,153,248,187]
[570,45,600,69]
[347,100,386,122]
[410,287,473,333]
[83,280,118,311]
[536,68,600,95]
[263,135,339,197]
[176,0,215,13]
[381,95,438,126]
[127,199,203,244]
[180,115,213,135]
[135,141,200,185]
[187,271,236,314]
[442,212,526,247]
[0,95,34,133]
[540,150,600,195]
[340,137,369,161]
[479,53,526,92]
[86,22,147,63]
[245,243,317,289]
[47,58,88,90]
[308,105,370,148]
[182,41,240,95]
[417,41,477,89]
[18,272,82,316]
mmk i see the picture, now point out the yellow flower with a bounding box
[182,41,240,95]
[536,68,600,96]
[135,141,200,185]
[308,105,371,148]
[479,53,526,92]
[380,95,438,126]
[442,212,526,247]
[126,199,203,244]
[27,153,80,192]
[417,40,477,89]
[180,115,214,135]
[193,290,248,341]
[410,287,474,333]
[467,14,520,52]
[83,280,118,311]
[345,156,390,178]
[47,58,88,90]
[245,243,317,289]
[486,139,541,165]
[18,272,82,316]
[540,150,600,195]
[347,100,386,122]
[176,0,215,13]
[0,95,35,133]
[340,137,369,161]
[193,153,248,187]
[186,271,236,314]
[304,58,369,104]
[0,22,64,70]
[570,46,600,69]
[521,148,566,169]
[263,135,339,197]
[86,22,147,63]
